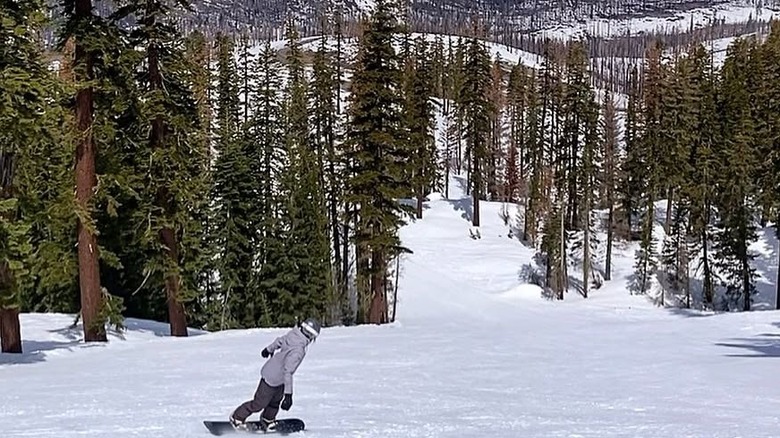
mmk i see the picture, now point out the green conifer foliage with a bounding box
[459,36,493,228]
[345,0,414,324]
[0,0,53,352]
[713,37,760,311]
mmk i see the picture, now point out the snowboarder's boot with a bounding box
[229,415,249,431]
[258,417,277,432]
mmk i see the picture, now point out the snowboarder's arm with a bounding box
[283,349,305,394]
[264,336,283,354]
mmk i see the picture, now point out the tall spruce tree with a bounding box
[282,20,333,324]
[460,36,493,228]
[601,90,620,281]
[685,43,719,309]
[345,0,414,324]
[310,34,348,323]
[714,38,760,311]
[211,34,258,328]
[252,41,290,327]
[405,36,438,219]
[124,0,209,336]
[59,0,136,341]
[0,0,54,352]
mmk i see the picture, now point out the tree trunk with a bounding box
[583,208,590,299]
[742,238,751,312]
[161,227,187,336]
[368,249,387,324]
[702,227,713,308]
[665,188,674,234]
[416,183,424,219]
[0,151,22,353]
[148,35,188,337]
[0,307,22,354]
[605,203,614,281]
[558,197,566,300]
[75,0,106,343]
[775,231,780,310]
[472,152,480,227]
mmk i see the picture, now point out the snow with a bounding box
[531,2,780,40]
[3,170,780,437]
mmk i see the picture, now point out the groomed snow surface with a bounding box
[3,174,780,437]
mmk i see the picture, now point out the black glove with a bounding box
[281,393,293,411]
[261,348,273,358]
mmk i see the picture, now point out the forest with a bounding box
[2,0,780,354]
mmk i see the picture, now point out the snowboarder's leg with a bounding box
[259,385,285,426]
[231,379,279,424]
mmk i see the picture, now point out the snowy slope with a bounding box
[531,2,780,39]
[3,173,780,437]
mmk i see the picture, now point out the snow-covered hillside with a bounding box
[3,172,780,437]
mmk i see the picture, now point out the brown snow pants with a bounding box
[232,379,285,422]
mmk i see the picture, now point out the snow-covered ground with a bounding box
[2,172,780,437]
[530,2,780,40]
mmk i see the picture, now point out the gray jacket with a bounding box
[261,328,310,394]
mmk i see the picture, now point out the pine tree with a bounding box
[601,90,620,281]
[250,41,286,328]
[405,36,438,219]
[59,0,132,341]
[714,37,760,311]
[460,36,493,228]
[345,0,414,324]
[523,70,543,245]
[124,0,210,336]
[310,34,348,323]
[752,23,780,309]
[686,43,719,309]
[211,34,258,328]
[620,66,642,238]
[282,20,333,323]
[632,42,665,298]
[0,0,52,352]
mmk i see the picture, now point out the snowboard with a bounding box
[203,418,305,436]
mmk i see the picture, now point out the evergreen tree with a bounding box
[252,43,292,328]
[460,36,493,228]
[752,23,780,309]
[123,0,210,336]
[345,0,414,324]
[310,34,348,323]
[211,34,258,328]
[601,90,620,281]
[283,20,333,324]
[620,66,643,238]
[0,0,53,352]
[405,36,438,219]
[59,0,136,340]
[713,37,759,311]
[685,43,719,309]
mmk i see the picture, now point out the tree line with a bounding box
[1,0,446,353]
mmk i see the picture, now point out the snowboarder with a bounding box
[229,317,321,432]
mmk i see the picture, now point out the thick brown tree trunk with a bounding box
[161,227,187,336]
[0,152,22,353]
[74,0,106,343]
[148,32,188,337]
[368,249,387,324]
[0,307,22,354]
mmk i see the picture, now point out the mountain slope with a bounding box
[3,173,780,437]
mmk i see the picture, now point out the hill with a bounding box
[2,172,780,437]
